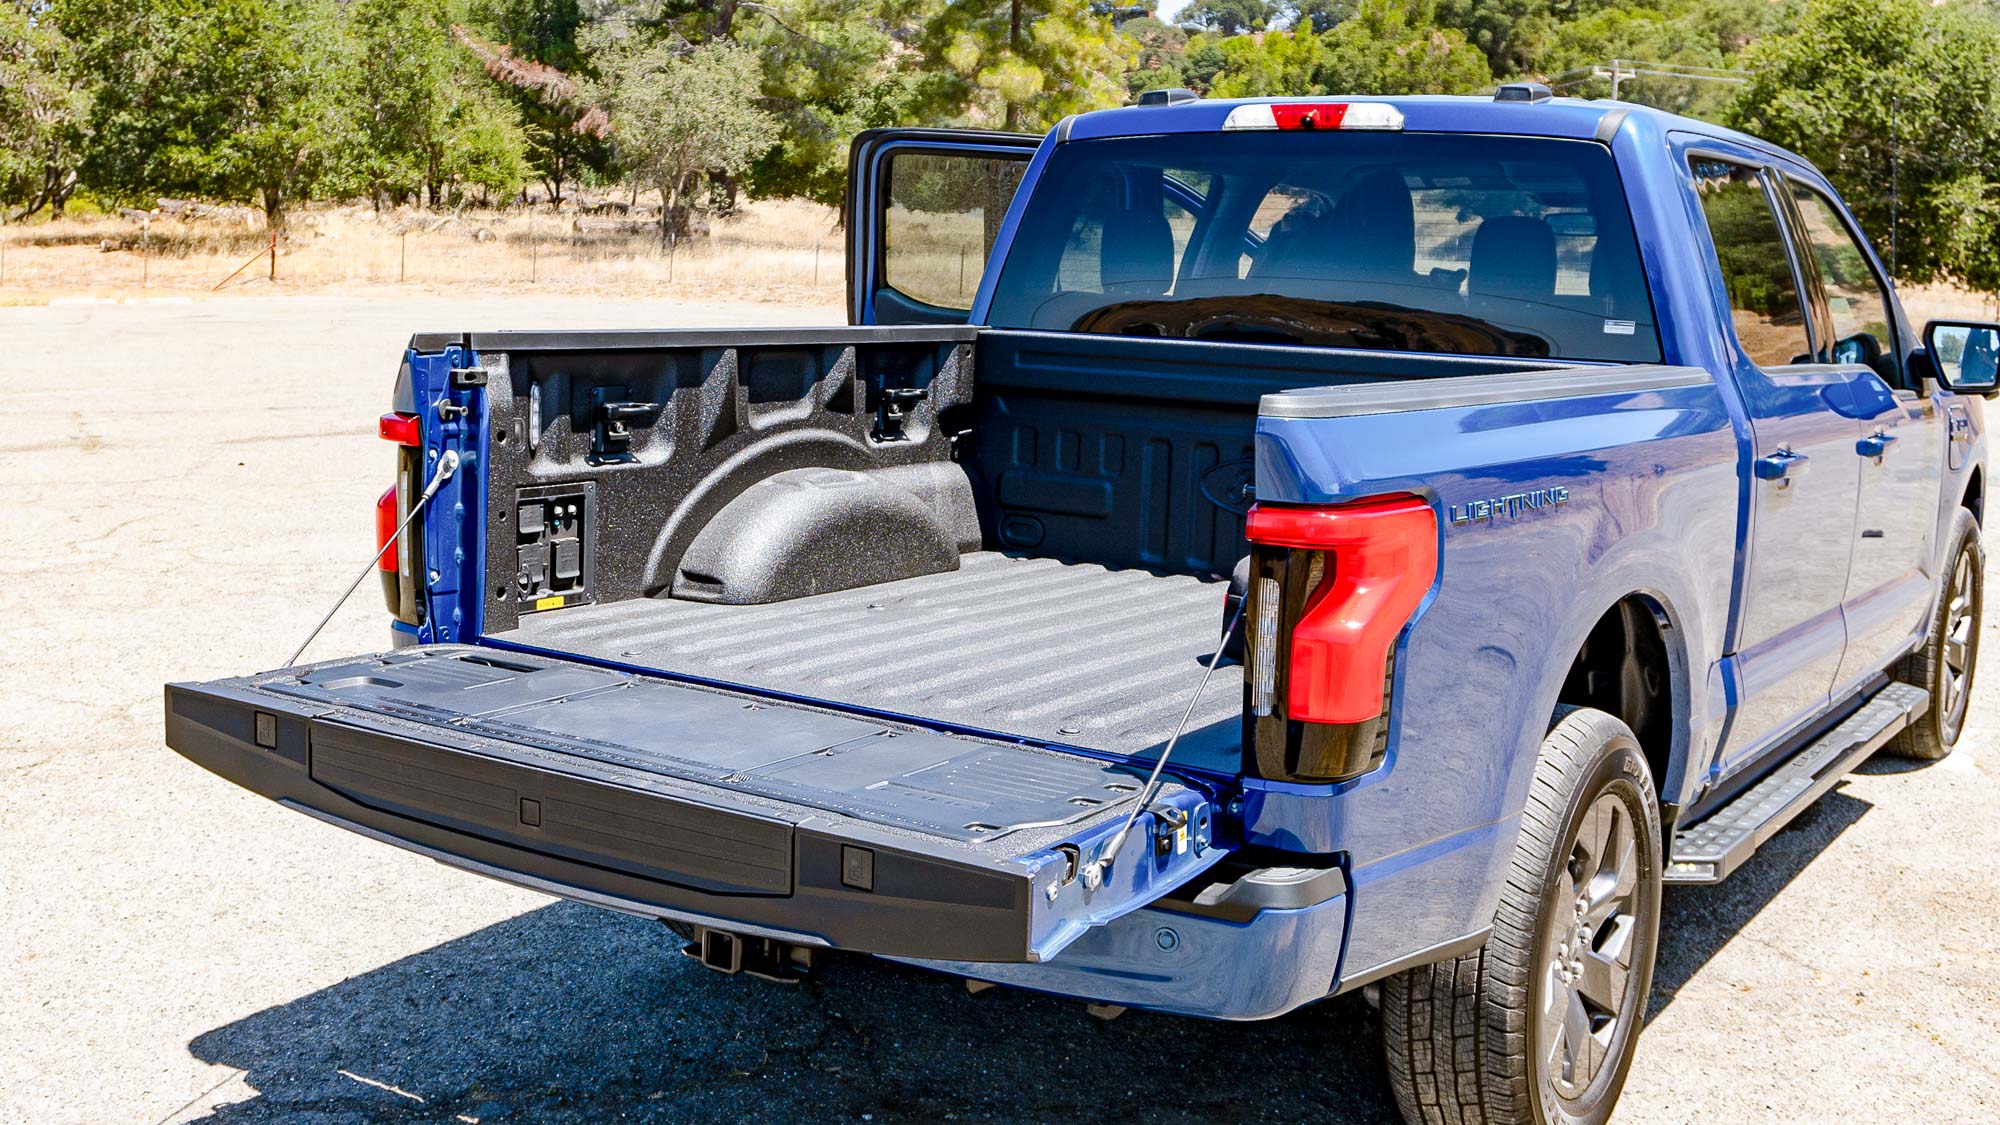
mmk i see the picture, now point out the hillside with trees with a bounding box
[2,0,1997,290]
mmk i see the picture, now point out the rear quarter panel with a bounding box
[1250,374,1739,978]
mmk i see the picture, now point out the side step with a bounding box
[1666,682,1928,885]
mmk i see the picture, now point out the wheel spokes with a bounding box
[1577,916,1634,1013]
[1584,822,1636,928]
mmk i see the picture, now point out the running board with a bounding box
[1665,682,1928,885]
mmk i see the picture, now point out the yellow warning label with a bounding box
[1175,826,1188,855]
[533,595,566,612]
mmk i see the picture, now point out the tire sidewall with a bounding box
[1527,727,1663,1125]
[1934,514,1984,747]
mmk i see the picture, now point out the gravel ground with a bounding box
[2,295,1997,1124]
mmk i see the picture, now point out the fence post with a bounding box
[268,229,277,282]
[400,231,408,284]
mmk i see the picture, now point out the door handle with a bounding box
[1856,430,1899,458]
[1753,448,1809,481]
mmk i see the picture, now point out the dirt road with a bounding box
[3,296,1995,1123]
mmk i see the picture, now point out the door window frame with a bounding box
[1684,149,1824,373]
[1777,173,1907,387]
[846,129,1040,326]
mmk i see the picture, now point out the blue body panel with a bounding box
[408,95,1984,1016]
[1249,377,1739,972]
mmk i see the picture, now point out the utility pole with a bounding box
[1592,58,1638,99]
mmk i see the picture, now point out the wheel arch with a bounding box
[1551,591,1692,827]
[1964,464,1984,525]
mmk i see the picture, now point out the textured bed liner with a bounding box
[494,552,1245,772]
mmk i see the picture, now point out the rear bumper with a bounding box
[895,889,1349,1021]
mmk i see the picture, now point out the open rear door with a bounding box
[166,645,1224,963]
[845,128,1041,326]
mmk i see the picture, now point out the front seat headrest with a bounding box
[1469,215,1557,299]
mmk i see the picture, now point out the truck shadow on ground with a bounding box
[183,791,1873,1124]
[1648,787,1871,1019]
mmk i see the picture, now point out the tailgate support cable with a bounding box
[286,450,460,667]
[1088,595,1245,887]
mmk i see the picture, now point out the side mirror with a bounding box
[1925,320,2000,395]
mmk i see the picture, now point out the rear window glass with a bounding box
[986,130,1660,363]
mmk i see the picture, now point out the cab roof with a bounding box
[1060,94,1807,171]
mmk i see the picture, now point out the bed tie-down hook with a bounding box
[1087,593,1246,887]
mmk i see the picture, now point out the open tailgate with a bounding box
[165,645,1226,963]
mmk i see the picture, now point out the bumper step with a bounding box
[1666,681,1928,884]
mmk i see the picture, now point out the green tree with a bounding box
[581,33,779,242]
[1181,37,1229,92]
[0,0,91,220]
[1317,0,1491,95]
[1431,0,1562,75]
[350,0,530,207]
[1204,29,1330,97]
[921,0,1131,130]
[1729,0,2000,291]
[1179,0,1278,36]
[1537,6,1735,117]
[731,1,951,208]
[1284,0,1355,35]
[468,0,608,203]
[1118,15,1189,96]
[57,0,355,228]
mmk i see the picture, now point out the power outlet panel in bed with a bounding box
[514,481,596,612]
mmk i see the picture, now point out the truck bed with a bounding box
[493,551,1244,773]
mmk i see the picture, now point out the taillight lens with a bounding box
[1245,494,1438,724]
[378,412,422,625]
[375,486,399,572]
[379,412,421,446]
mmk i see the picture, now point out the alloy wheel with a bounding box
[1939,548,1977,743]
[1537,792,1645,1103]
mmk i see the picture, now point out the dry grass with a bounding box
[4,197,1997,330]
[0,197,847,306]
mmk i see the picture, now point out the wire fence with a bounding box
[0,200,849,304]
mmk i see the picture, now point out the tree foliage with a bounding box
[468,0,609,203]
[6,0,1999,293]
[1179,0,1279,37]
[580,33,779,241]
[1729,0,2000,291]
[920,0,1131,130]
[0,0,91,220]
[1316,0,1490,94]
[350,0,530,207]
[57,0,356,227]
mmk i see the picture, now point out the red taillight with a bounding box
[1272,103,1347,130]
[1246,494,1438,724]
[379,412,421,446]
[375,485,399,571]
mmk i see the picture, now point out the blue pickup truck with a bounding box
[167,88,2000,1123]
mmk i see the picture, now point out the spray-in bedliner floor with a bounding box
[495,552,1244,772]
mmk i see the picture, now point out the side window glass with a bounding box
[1787,182,1899,374]
[1688,159,1813,368]
[883,151,1028,311]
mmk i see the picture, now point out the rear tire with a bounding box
[1381,707,1663,1125]
[1888,507,1983,761]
